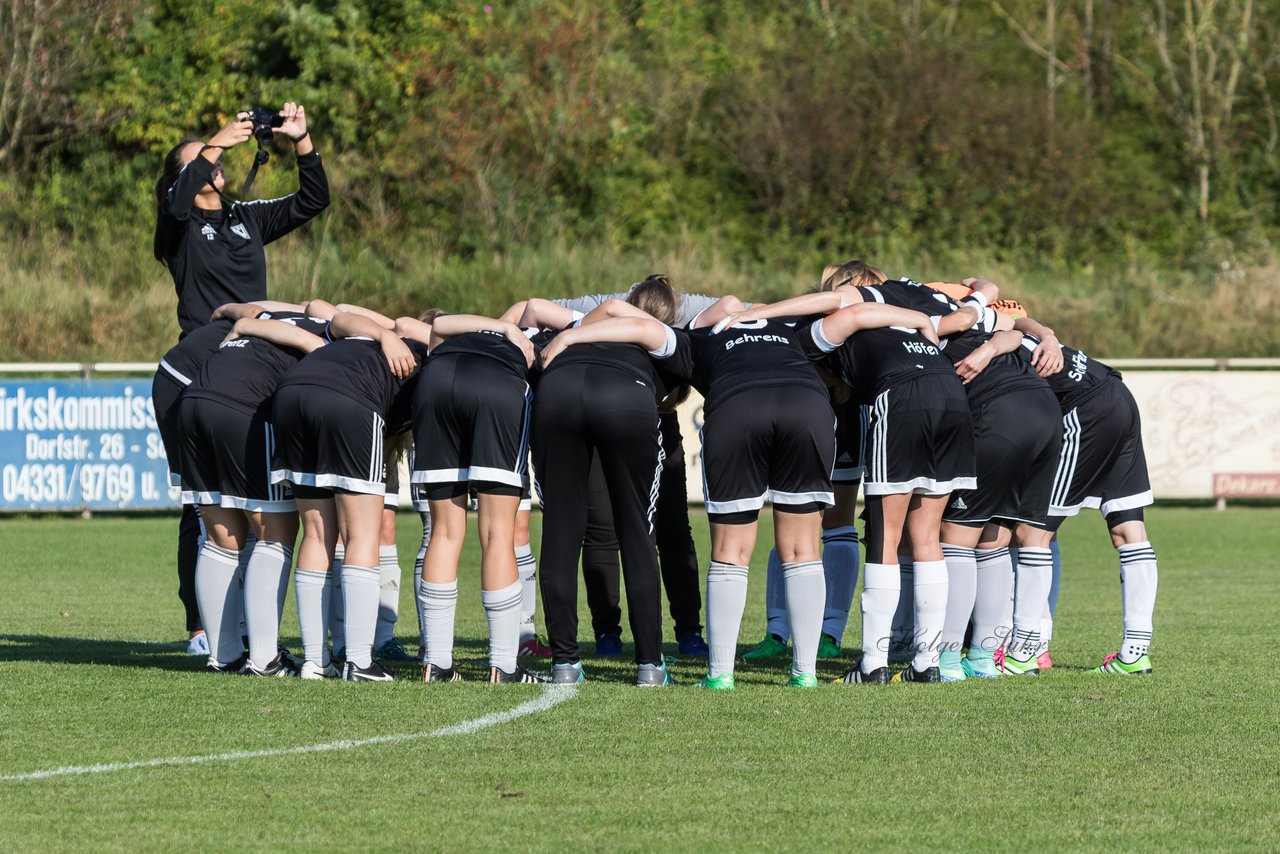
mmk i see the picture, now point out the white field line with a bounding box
[0,684,578,783]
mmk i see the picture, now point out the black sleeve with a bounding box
[162,154,218,222]
[652,328,694,380]
[236,151,331,245]
[795,318,834,365]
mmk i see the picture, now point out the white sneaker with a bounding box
[299,660,340,680]
[186,633,210,656]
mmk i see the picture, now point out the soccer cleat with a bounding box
[677,632,709,656]
[186,632,210,656]
[742,633,788,661]
[938,650,966,683]
[999,652,1040,676]
[239,651,301,678]
[1037,651,1054,671]
[816,633,841,659]
[695,673,736,690]
[375,639,417,662]
[490,665,548,684]
[594,633,623,657]
[552,661,586,684]
[1090,652,1152,675]
[343,660,395,682]
[206,654,248,674]
[299,660,341,680]
[891,665,942,684]
[636,661,676,687]
[518,635,553,658]
[962,654,1001,679]
[422,663,464,683]
[789,672,819,688]
[278,645,303,670]
[833,665,890,684]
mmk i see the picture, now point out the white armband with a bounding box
[811,319,839,353]
[961,290,989,310]
[648,325,678,358]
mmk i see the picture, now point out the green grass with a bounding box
[1,508,1277,851]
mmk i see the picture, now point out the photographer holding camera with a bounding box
[153,102,329,336]
[151,103,328,654]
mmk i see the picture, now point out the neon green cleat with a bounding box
[1090,652,1152,675]
[816,633,841,659]
[696,673,736,690]
[788,672,819,688]
[999,651,1040,676]
[743,633,788,661]
[939,650,966,683]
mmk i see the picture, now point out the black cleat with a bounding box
[343,660,395,682]
[489,665,548,684]
[422,663,464,683]
[206,654,248,674]
[834,664,891,685]
[239,650,300,677]
[892,665,942,684]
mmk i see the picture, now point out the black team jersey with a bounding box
[276,336,431,432]
[158,151,330,336]
[430,329,545,380]
[687,318,827,413]
[541,329,694,402]
[158,320,233,387]
[183,312,330,414]
[940,329,1048,407]
[1019,336,1121,412]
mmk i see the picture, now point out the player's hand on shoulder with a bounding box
[1031,334,1063,377]
[955,342,995,384]
[379,330,415,379]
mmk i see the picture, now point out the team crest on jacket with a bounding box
[201,224,216,241]
[231,223,250,240]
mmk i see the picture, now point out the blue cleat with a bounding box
[677,632,709,656]
[595,633,623,657]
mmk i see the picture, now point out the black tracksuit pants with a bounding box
[581,410,703,636]
[533,363,665,666]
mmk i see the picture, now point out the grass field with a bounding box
[1,507,1277,851]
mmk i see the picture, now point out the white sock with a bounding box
[294,568,331,666]
[481,580,523,673]
[375,544,400,649]
[341,564,381,668]
[940,544,977,654]
[821,526,859,641]
[912,560,948,671]
[195,542,244,667]
[972,547,1013,655]
[860,562,900,673]
[329,544,345,654]
[516,543,538,643]
[1118,541,1157,662]
[414,512,431,649]
[421,579,458,670]
[243,541,292,668]
[1011,547,1053,659]
[890,557,915,655]
[783,561,825,677]
[1039,603,1053,656]
[764,548,789,641]
[706,561,749,678]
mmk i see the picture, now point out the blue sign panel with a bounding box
[0,379,178,511]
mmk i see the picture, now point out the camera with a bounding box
[247,106,283,147]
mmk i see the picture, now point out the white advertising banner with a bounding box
[672,372,1280,504]
[1121,372,1280,499]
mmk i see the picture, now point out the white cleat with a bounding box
[186,633,210,656]
[299,660,341,680]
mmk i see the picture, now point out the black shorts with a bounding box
[831,395,868,485]
[271,385,386,497]
[177,396,294,512]
[943,386,1062,528]
[152,371,185,488]
[410,354,530,501]
[865,372,976,496]
[1048,381,1153,521]
[701,385,835,524]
